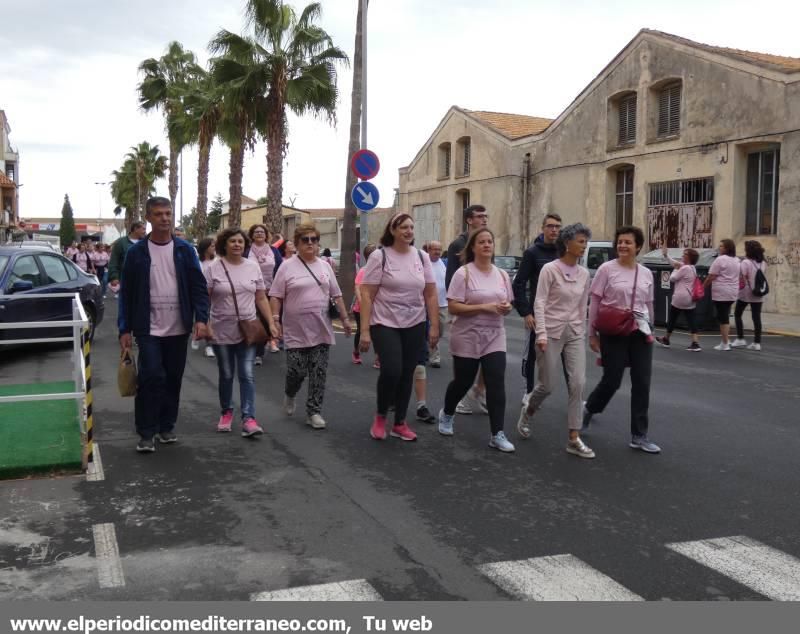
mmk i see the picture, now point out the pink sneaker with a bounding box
[370,414,387,440]
[241,417,264,437]
[390,422,417,441]
[373,358,381,370]
[217,411,233,433]
[352,351,362,365]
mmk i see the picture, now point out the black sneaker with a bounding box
[580,403,594,432]
[156,431,177,444]
[136,438,155,453]
[687,342,702,352]
[655,336,670,348]
[416,405,436,424]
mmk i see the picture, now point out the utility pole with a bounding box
[359,0,368,257]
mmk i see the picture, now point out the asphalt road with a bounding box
[1,303,799,601]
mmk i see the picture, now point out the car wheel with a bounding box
[83,305,97,342]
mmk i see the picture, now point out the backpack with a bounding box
[690,267,705,302]
[753,265,770,297]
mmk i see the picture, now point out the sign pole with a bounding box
[359,0,369,257]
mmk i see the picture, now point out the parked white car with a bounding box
[580,241,615,278]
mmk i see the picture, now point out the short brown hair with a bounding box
[614,225,645,254]
[293,223,320,246]
[684,248,700,265]
[460,228,495,264]
[380,213,413,247]
[216,227,250,256]
[363,243,377,260]
[542,213,562,227]
[720,238,736,257]
[248,224,270,241]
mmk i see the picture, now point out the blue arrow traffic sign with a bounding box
[351,181,380,212]
[351,149,381,181]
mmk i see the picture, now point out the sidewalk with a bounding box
[761,311,800,337]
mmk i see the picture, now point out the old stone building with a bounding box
[1,109,20,242]
[397,29,800,315]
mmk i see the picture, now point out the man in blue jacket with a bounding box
[119,197,211,453]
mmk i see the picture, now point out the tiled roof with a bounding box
[0,172,16,188]
[464,110,554,139]
[646,30,800,73]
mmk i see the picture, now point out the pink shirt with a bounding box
[362,247,435,329]
[738,258,766,304]
[709,255,740,302]
[205,258,265,345]
[269,256,342,349]
[590,260,654,320]
[447,263,513,358]
[148,240,187,337]
[534,260,590,343]
[248,243,275,291]
[73,251,93,272]
[353,268,366,313]
[669,264,697,310]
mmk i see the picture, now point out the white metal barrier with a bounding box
[0,292,89,467]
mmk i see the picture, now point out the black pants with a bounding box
[445,352,506,434]
[666,305,697,334]
[585,331,652,438]
[735,300,763,343]
[353,310,361,352]
[714,301,734,325]
[370,322,426,424]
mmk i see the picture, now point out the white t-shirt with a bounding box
[148,240,186,337]
[431,258,447,308]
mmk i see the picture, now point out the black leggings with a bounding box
[666,305,697,334]
[370,322,426,424]
[353,311,361,352]
[444,352,507,435]
[714,301,734,325]
[735,300,763,343]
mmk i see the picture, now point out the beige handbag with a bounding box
[117,348,137,397]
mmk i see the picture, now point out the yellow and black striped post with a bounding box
[83,328,94,466]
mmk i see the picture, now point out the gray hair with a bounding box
[556,223,592,256]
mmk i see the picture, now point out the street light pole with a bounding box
[359,0,369,257]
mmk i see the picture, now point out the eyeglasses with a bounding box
[299,236,320,244]
[545,224,562,230]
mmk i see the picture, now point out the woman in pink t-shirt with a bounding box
[352,243,377,365]
[732,240,767,351]
[248,224,283,359]
[517,223,593,458]
[655,246,702,351]
[72,241,95,274]
[584,225,660,454]
[193,237,217,358]
[438,228,514,453]
[269,224,351,430]
[359,213,440,442]
[704,239,740,351]
[205,228,279,438]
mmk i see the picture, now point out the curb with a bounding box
[764,329,800,338]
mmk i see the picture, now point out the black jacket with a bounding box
[445,231,468,290]
[512,234,559,317]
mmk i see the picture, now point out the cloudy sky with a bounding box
[2,0,799,223]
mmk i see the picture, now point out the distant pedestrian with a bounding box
[65,241,79,259]
[425,240,448,368]
[732,240,767,351]
[72,241,95,274]
[194,237,217,359]
[248,224,283,361]
[583,225,660,454]
[109,221,146,294]
[269,224,351,430]
[359,213,439,442]
[438,228,515,452]
[655,246,702,351]
[352,243,377,365]
[206,228,279,438]
[118,197,210,453]
[321,247,337,274]
[704,239,740,351]
[92,242,110,297]
[517,224,592,458]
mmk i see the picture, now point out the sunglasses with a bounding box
[299,236,320,244]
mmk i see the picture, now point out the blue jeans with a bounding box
[135,334,190,440]
[213,342,256,420]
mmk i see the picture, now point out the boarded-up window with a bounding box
[438,143,451,178]
[456,137,471,177]
[746,149,780,235]
[616,167,634,227]
[618,94,637,145]
[657,83,681,137]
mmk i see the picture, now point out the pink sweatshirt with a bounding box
[533,260,590,343]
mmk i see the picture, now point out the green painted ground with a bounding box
[0,381,83,479]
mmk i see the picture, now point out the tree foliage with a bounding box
[59,194,76,247]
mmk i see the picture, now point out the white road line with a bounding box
[92,523,125,589]
[86,443,105,482]
[478,554,643,601]
[251,579,383,601]
[666,535,800,601]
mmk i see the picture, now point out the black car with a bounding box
[0,246,105,342]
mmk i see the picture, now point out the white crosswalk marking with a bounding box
[666,535,800,601]
[478,554,643,601]
[92,523,124,588]
[251,579,383,601]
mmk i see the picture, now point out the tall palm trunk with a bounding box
[265,84,286,235]
[168,139,179,213]
[196,137,211,237]
[228,142,245,228]
[340,0,365,309]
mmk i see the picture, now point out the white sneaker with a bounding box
[306,414,326,429]
[254,356,263,366]
[204,346,216,357]
[191,339,200,350]
[284,394,296,416]
[516,404,533,439]
[713,342,731,351]
[730,339,747,348]
[466,387,489,414]
[455,399,472,415]
[747,343,761,351]
[489,431,515,453]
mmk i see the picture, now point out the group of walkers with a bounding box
[64,239,113,296]
[116,195,767,460]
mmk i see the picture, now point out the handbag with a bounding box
[220,260,268,346]
[300,258,339,320]
[117,348,137,397]
[690,267,705,302]
[594,265,639,336]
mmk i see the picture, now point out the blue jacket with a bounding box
[118,236,210,337]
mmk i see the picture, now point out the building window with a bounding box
[456,137,471,177]
[657,82,681,138]
[615,167,634,227]
[746,149,780,235]
[618,94,637,145]
[456,188,470,231]
[649,177,714,206]
[5,163,15,182]
[438,143,451,178]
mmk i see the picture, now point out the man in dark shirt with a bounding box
[512,213,563,394]
[445,204,489,289]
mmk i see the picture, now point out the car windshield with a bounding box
[0,255,8,278]
[494,256,515,268]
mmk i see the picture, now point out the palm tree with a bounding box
[169,67,222,237]
[212,0,348,233]
[137,42,199,213]
[115,142,168,223]
[110,162,138,228]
